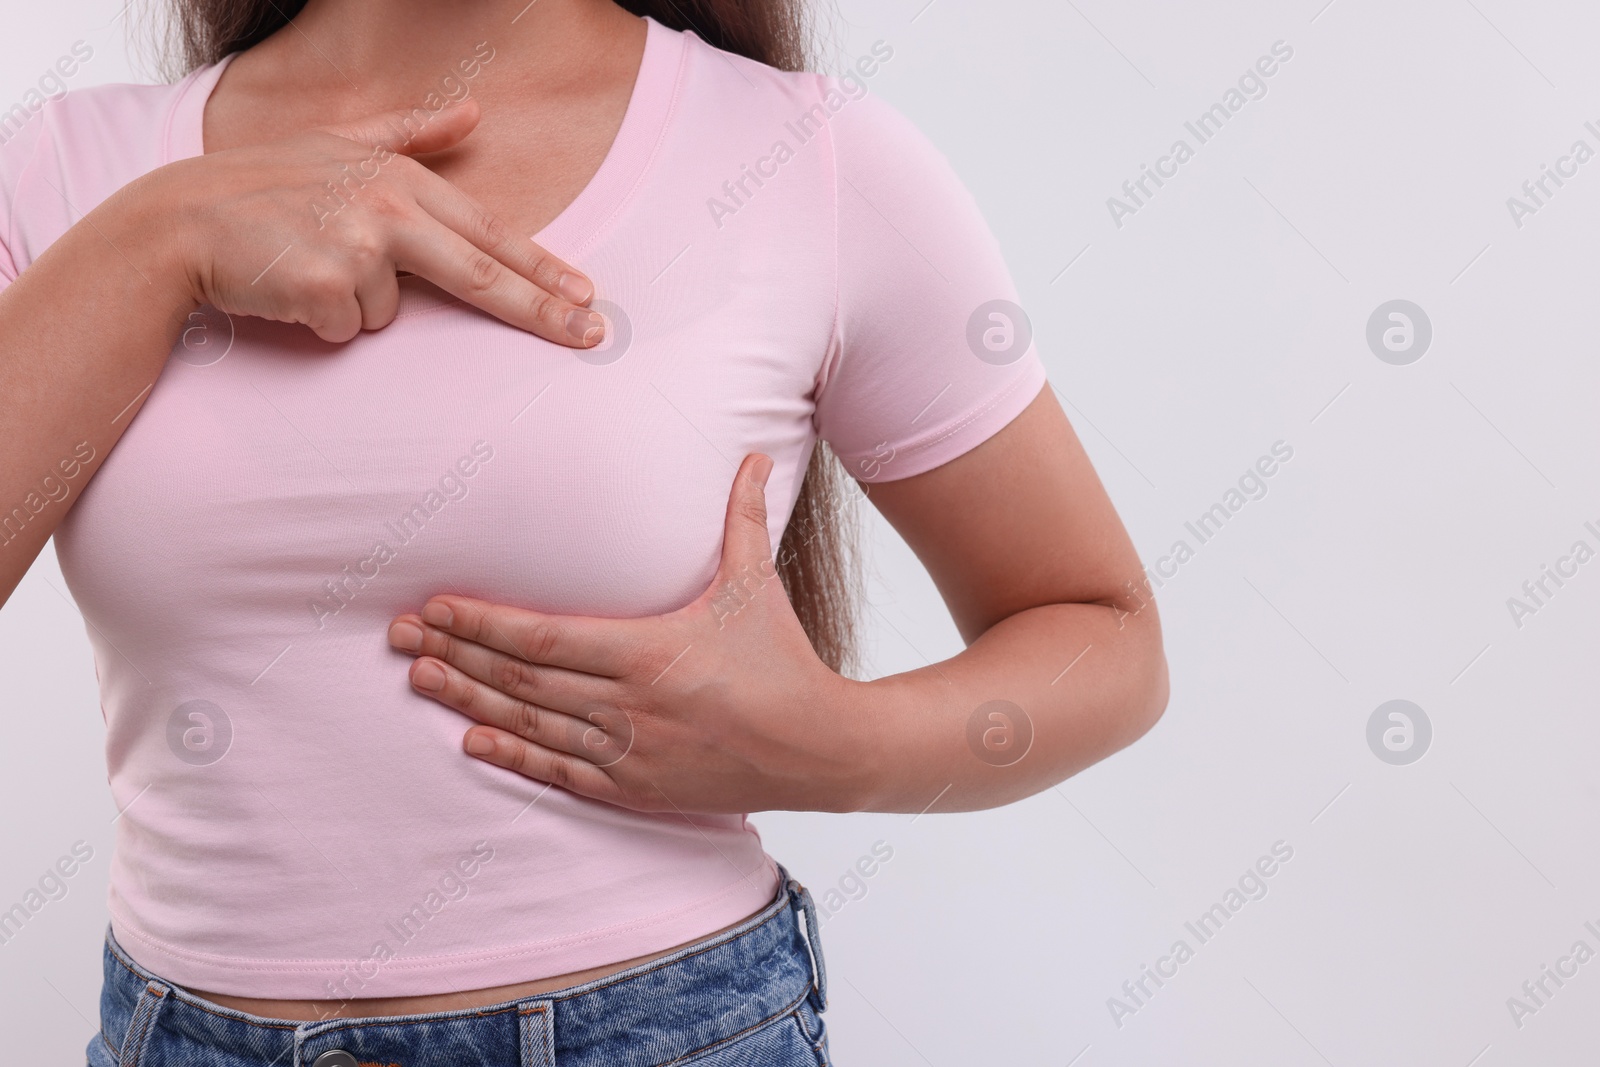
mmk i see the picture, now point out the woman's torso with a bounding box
[158,5,758,1019]
[50,14,834,1002]
[0,3,1047,1008]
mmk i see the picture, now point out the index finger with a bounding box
[425,179,594,302]
[394,215,604,348]
[415,595,642,678]
[407,165,596,304]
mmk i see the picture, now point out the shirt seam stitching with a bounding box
[2,110,50,281]
[849,365,1046,478]
[814,73,844,417]
[159,60,211,168]
[106,865,769,974]
[564,22,690,263]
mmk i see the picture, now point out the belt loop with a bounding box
[121,979,171,1067]
[787,875,829,1012]
[518,999,556,1067]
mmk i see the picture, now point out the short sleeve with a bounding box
[813,87,1048,484]
[0,75,201,298]
[0,107,51,295]
[0,237,17,291]
[0,110,47,294]
[0,203,17,286]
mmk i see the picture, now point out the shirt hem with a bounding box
[106,857,781,999]
[848,358,1049,483]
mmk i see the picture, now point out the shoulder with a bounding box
[0,76,199,274]
[670,29,949,195]
[1,76,191,177]
[672,28,909,136]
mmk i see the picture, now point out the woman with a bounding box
[0,0,1169,1061]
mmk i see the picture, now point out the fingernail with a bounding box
[412,660,447,692]
[466,733,495,755]
[422,602,453,628]
[556,272,593,304]
[753,455,773,489]
[388,621,424,652]
[567,309,605,345]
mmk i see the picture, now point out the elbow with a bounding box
[1031,647,1167,802]
[1042,620,1170,796]
[1108,625,1170,755]
[1131,648,1171,743]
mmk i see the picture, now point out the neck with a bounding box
[255,0,635,104]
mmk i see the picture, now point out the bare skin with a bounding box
[391,393,1168,818]
[1,0,1169,1026]
[199,0,647,240]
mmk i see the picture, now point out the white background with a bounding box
[5,0,1600,1063]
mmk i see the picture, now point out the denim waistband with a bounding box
[98,864,828,1067]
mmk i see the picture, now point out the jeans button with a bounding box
[312,1052,360,1067]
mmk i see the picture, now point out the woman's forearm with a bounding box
[0,173,198,605]
[0,102,607,611]
[841,596,1169,813]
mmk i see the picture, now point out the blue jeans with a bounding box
[89,866,831,1066]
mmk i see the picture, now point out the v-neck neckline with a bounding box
[165,15,684,262]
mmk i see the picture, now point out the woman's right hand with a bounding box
[143,97,603,346]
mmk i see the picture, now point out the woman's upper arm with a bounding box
[861,384,1149,645]
[812,88,1147,642]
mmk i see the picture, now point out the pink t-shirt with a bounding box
[0,17,1047,997]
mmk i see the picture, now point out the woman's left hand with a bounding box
[386,454,872,816]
